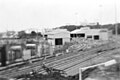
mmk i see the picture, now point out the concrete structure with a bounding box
[23,49,31,60]
[25,43,37,58]
[79,59,117,80]
[7,44,23,63]
[44,29,70,46]
[71,27,110,40]
[37,41,54,57]
[37,44,42,57]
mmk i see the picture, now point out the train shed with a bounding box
[70,27,110,40]
[44,29,70,46]
[70,27,90,39]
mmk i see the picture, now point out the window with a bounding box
[87,35,92,38]
[70,34,74,37]
[94,35,99,40]
[77,33,85,37]
[70,34,77,37]
[80,34,85,37]
[74,34,77,37]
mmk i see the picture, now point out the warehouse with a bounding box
[70,27,110,40]
[70,27,90,38]
[85,29,109,40]
[44,29,70,46]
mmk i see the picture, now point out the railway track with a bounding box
[26,47,120,76]
[20,47,120,77]
[43,47,119,71]
[64,48,119,70]
[0,48,98,77]
[64,49,120,76]
[0,42,119,77]
[1,46,119,76]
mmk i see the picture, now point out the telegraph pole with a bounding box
[75,12,78,29]
[115,0,118,36]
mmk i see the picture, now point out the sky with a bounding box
[0,0,120,32]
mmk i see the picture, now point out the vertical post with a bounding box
[115,23,118,36]
[0,45,7,66]
[79,68,82,80]
[114,0,118,36]
[98,4,103,25]
[75,12,78,29]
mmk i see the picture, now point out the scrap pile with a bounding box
[68,38,110,52]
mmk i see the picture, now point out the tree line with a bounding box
[18,31,43,39]
[59,23,120,34]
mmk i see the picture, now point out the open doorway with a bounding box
[55,38,63,45]
[94,35,99,40]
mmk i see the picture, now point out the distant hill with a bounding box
[58,23,120,34]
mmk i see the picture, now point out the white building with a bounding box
[71,27,110,40]
[44,29,70,46]
[70,27,90,38]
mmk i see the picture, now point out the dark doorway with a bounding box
[70,34,77,38]
[55,38,63,45]
[44,35,48,40]
[94,35,99,40]
[0,45,7,66]
[74,34,77,37]
[77,33,85,37]
[70,34,74,38]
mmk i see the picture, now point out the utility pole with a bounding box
[75,12,78,29]
[115,0,118,36]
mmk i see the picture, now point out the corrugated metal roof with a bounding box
[71,28,108,34]
[71,29,82,33]
[71,27,90,33]
[45,29,70,35]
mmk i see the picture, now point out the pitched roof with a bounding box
[44,29,70,35]
[71,27,90,33]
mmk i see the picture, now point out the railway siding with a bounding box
[64,49,120,75]
[0,42,120,77]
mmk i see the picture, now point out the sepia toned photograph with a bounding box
[0,0,120,80]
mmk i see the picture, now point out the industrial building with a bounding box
[70,27,90,38]
[44,29,70,46]
[70,27,111,40]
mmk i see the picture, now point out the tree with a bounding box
[38,32,43,37]
[18,31,26,38]
[31,31,37,38]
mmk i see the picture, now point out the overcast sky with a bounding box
[0,0,120,32]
